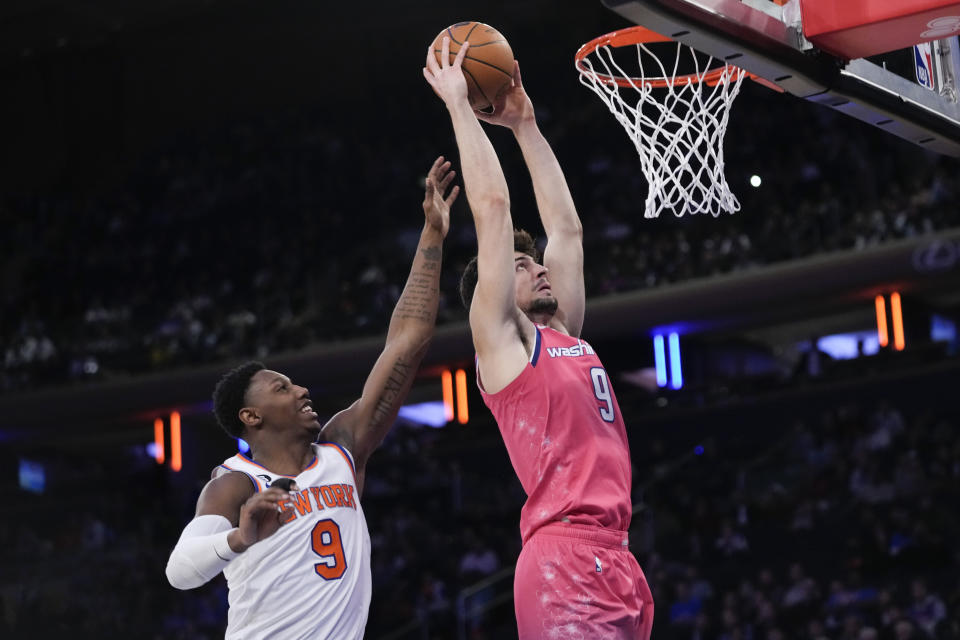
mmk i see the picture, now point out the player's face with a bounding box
[514,252,558,317]
[245,369,320,432]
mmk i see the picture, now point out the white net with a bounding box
[577,37,747,218]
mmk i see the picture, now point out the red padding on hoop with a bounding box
[800,0,960,60]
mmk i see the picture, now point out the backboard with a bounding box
[601,0,960,156]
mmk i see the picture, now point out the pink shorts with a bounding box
[514,523,654,640]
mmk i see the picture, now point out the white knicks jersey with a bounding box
[214,441,371,640]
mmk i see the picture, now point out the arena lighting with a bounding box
[170,411,182,472]
[668,333,684,390]
[18,459,45,494]
[817,332,880,359]
[931,314,957,343]
[455,369,469,424]
[653,335,667,387]
[238,438,250,454]
[875,295,889,347]
[441,370,454,422]
[891,292,906,351]
[154,418,165,465]
[397,401,449,428]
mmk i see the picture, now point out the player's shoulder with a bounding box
[319,403,360,457]
[206,466,258,494]
[195,468,257,521]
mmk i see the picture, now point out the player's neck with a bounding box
[525,311,565,332]
[525,310,553,326]
[249,437,315,476]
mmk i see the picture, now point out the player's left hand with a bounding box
[476,61,534,130]
[422,156,458,237]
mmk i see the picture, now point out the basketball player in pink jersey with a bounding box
[165,156,458,639]
[424,39,654,639]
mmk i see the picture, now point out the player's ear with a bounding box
[239,407,262,429]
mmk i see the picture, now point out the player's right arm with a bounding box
[165,472,294,590]
[423,37,530,392]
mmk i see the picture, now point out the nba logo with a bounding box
[914,41,935,90]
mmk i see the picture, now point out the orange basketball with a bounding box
[431,22,514,110]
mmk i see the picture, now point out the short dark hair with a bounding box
[213,361,265,438]
[459,229,540,310]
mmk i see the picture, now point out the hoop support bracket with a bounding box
[603,0,960,156]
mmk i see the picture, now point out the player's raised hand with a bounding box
[234,484,297,551]
[475,60,534,130]
[423,36,471,108]
[422,156,458,237]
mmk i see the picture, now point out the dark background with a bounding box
[2,1,959,639]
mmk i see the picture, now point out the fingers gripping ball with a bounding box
[431,22,514,110]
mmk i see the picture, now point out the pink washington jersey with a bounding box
[478,324,633,543]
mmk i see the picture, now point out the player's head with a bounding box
[459,229,558,318]
[213,361,320,440]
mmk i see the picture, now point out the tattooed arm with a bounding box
[321,157,457,495]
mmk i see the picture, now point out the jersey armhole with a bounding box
[476,326,542,393]
[318,442,358,484]
[217,465,262,492]
[530,325,542,366]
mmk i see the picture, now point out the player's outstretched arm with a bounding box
[478,61,585,337]
[423,38,530,390]
[166,472,296,589]
[321,157,455,495]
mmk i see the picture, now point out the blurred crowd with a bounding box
[3,384,957,639]
[3,81,959,393]
[638,399,960,640]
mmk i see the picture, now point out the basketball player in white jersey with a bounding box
[165,156,459,639]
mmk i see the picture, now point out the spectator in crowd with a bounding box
[669,582,704,627]
[908,579,947,636]
[459,530,501,584]
[715,520,749,556]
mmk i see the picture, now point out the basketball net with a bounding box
[576,28,747,218]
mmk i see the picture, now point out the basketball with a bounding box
[430,22,515,110]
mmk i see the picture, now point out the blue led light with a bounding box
[19,458,45,494]
[653,335,667,387]
[668,332,683,390]
[397,401,449,428]
[238,438,250,453]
